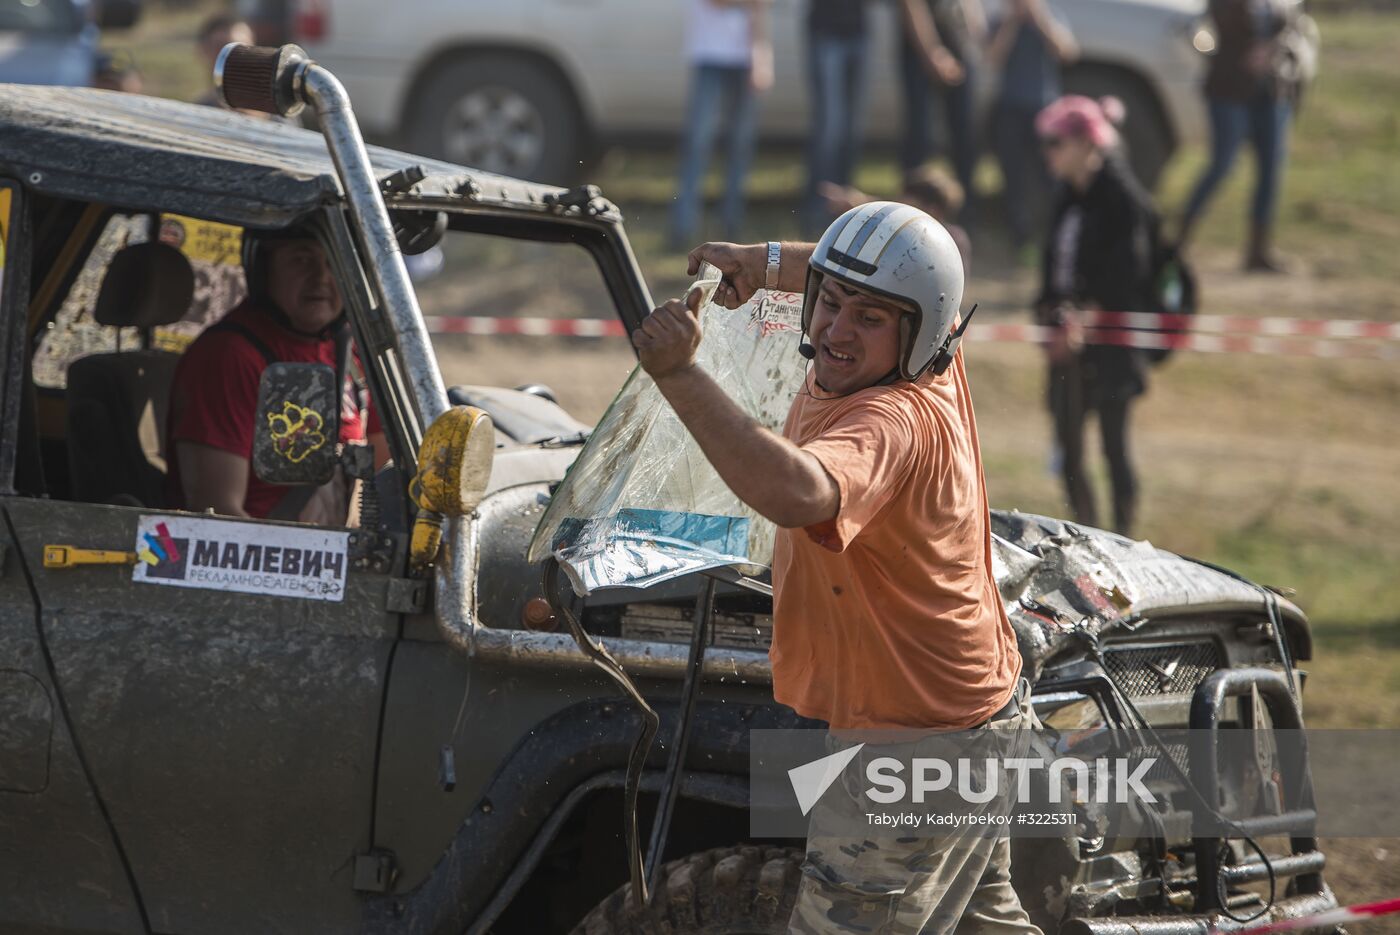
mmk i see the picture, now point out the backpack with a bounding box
[1144,238,1198,365]
[1110,157,1198,366]
[1126,178,1198,366]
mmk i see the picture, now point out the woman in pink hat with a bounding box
[1033,94,1159,537]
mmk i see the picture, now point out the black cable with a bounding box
[1179,555,1302,705]
[543,560,659,908]
[1263,589,1301,703]
[644,577,715,895]
[1216,836,1278,923]
[1170,561,1309,919]
[4,509,153,933]
[1136,788,1178,912]
[1082,629,1276,923]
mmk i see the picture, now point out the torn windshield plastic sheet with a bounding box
[528,270,809,596]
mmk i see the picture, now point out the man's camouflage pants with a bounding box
[788,682,1045,935]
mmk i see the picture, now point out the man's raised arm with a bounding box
[687,241,814,309]
[632,254,838,529]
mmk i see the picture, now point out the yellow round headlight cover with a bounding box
[413,405,495,515]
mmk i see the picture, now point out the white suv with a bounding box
[298,0,1210,188]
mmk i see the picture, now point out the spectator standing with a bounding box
[985,0,1077,259]
[194,14,256,108]
[235,0,291,46]
[1176,0,1298,272]
[195,13,304,126]
[898,0,986,224]
[1035,96,1157,536]
[671,0,774,250]
[802,0,870,235]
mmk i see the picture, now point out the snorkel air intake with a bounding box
[215,42,449,443]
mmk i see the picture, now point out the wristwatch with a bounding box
[765,241,781,293]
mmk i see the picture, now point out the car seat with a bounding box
[65,242,195,506]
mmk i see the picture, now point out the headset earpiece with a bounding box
[930,303,979,377]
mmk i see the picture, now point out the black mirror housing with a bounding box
[253,363,340,486]
[392,209,448,255]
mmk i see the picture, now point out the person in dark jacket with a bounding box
[802,0,872,235]
[1176,0,1296,272]
[985,0,1078,257]
[897,0,986,224]
[1034,95,1156,536]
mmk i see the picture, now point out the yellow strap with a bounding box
[43,545,137,569]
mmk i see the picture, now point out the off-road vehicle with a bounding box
[0,45,1337,934]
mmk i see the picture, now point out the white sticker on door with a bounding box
[132,515,351,602]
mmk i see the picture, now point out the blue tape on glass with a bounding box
[552,509,752,592]
[555,509,750,560]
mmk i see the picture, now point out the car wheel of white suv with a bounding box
[407,54,583,184]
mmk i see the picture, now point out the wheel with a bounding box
[406,54,584,184]
[571,845,804,935]
[1064,65,1174,191]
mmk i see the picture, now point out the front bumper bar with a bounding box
[1061,890,1340,934]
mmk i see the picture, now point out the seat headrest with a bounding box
[94,242,196,329]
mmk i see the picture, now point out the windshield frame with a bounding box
[387,195,655,340]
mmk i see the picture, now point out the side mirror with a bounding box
[392,209,448,255]
[407,406,495,571]
[252,363,340,486]
[412,406,495,517]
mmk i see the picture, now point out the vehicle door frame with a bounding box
[329,196,654,487]
[0,180,153,934]
[0,177,33,492]
[1,194,417,933]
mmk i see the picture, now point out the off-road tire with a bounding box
[571,845,804,935]
[406,54,583,185]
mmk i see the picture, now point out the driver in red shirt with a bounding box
[167,227,375,523]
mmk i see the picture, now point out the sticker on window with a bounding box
[132,515,350,602]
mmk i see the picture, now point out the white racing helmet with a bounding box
[802,201,971,380]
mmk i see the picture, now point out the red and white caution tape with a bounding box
[980,324,1399,359]
[1090,311,1400,342]
[424,316,628,338]
[422,314,1399,360]
[1209,895,1400,934]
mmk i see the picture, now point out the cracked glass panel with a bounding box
[529,267,809,594]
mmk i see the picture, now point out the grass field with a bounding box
[106,2,1400,914]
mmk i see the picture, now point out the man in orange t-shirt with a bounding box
[634,203,1040,934]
